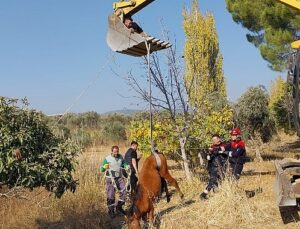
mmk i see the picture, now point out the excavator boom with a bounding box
[113,0,155,17]
[278,0,300,11]
[277,0,300,48]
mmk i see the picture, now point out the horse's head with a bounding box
[127,185,143,229]
[127,217,141,229]
[127,205,141,229]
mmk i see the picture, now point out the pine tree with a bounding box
[226,0,300,71]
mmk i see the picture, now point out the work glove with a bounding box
[103,164,110,170]
[218,146,225,154]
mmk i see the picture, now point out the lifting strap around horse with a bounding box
[153,151,161,170]
[145,41,161,171]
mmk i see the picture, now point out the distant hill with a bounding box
[103,109,142,116]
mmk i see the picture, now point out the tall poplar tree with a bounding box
[183,0,233,146]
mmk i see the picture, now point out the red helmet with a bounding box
[230,128,241,136]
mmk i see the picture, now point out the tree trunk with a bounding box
[250,136,263,162]
[293,52,300,137]
[254,147,263,162]
[198,152,204,166]
[287,110,291,132]
[179,135,192,181]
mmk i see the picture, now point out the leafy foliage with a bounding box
[235,86,276,142]
[48,113,131,147]
[0,97,80,198]
[183,0,226,102]
[226,0,300,71]
[101,121,127,143]
[269,77,294,133]
[183,0,234,144]
[129,112,179,157]
[190,105,234,147]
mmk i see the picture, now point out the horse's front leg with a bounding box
[141,213,148,224]
[148,204,155,226]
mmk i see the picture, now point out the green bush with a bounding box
[235,86,276,142]
[0,98,80,198]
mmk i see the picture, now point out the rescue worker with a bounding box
[124,141,140,197]
[228,128,246,179]
[123,16,147,36]
[200,134,228,200]
[100,145,128,218]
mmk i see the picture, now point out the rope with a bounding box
[144,40,154,153]
[102,167,131,194]
[144,40,163,170]
[56,53,114,124]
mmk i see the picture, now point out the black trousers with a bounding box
[206,159,225,192]
[129,172,138,194]
[230,162,243,179]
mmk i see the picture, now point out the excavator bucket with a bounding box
[106,14,171,57]
[274,158,300,207]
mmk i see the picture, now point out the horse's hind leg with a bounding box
[160,172,184,199]
[161,178,171,203]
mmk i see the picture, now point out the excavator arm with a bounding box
[277,0,300,11]
[277,1,300,48]
[113,0,155,17]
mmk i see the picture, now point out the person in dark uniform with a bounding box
[228,128,246,180]
[124,141,140,196]
[200,134,228,200]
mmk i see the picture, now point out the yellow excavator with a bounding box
[270,1,300,221]
[279,0,300,10]
[106,0,171,57]
[107,0,300,57]
[278,0,300,48]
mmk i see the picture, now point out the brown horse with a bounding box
[127,153,184,228]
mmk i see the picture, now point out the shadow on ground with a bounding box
[36,209,126,229]
[152,199,195,229]
[272,138,300,154]
[262,154,285,161]
[279,205,300,224]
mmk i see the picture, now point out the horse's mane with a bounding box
[128,184,143,217]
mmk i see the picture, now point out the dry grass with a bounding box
[0,147,123,229]
[156,175,288,229]
[1,136,300,229]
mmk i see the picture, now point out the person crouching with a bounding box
[200,134,228,200]
[100,145,128,218]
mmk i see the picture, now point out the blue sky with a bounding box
[0,0,281,114]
